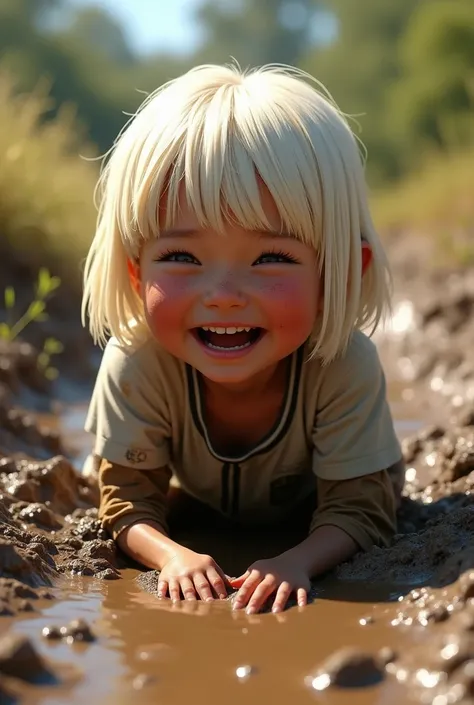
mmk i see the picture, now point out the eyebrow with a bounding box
[159,228,297,239]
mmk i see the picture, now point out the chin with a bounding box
[196,364,260,386]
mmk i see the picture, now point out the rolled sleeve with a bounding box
[98,459,172,540]
[310,470,398,550]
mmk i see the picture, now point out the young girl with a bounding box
[82,62,404,615]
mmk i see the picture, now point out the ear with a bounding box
[361,241,372,277]
[127,258,141,294]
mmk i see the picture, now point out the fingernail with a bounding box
[246,607,255,615]
[272,607,280,614]
[206,597,213,602]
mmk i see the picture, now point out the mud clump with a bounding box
[305,648,386,690]
[381,268,474,414]
[0,633,53,683]
[337,415,474,586]
[0,339,65,459]
[0,453,120,603]
[42,618,96,644]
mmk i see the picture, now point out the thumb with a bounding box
[229,570,250,588]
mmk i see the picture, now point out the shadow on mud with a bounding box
[135,492,474,609]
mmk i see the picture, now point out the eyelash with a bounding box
[155,249,198,263]
[155,249,299,264]
[256,249,299,264]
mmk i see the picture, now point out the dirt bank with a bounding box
[380,264,474,415]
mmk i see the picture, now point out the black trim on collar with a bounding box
[185,345,304,464]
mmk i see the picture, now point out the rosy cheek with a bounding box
[143,278,191,336]
[259,276,318,330]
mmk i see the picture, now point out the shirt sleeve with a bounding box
[309,469,398,550]
[312,334,402,481]
[98,459,171,540]
[85,339,171,470]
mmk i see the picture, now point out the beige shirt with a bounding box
[85,331,403,548]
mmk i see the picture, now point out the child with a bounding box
[82,62,405,615]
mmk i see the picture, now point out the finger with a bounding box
[271,582,292,614]
[232,571,262,610]
[229,571,250,588]
[246,578,277,615]
[169,579,181,603]
[180,577,197,601]
[193,572,214,602]
[157,579,168,599]
[297,587,308,607]
[207,567,228,599]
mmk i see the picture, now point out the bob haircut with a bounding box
[82,62,392,364]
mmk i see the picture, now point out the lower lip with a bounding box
[192,332,265,359]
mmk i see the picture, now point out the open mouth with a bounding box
[193,326,264,351]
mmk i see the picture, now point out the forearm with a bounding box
[117,520,187,571]
[282,524,358,578]
[98,458,171,540]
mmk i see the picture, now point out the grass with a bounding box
[0,69,100,284]
[371,147,474,266]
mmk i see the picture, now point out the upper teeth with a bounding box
[201,326,253,334]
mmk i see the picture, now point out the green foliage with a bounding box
[301,0,421,183]
[1,268,64,380]
[0,0,473,263]
[387,0,474,163]
[371,146,474,265]
[0,68,99,278]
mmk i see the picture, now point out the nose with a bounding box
[202,270,247,310]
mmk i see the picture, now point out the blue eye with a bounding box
[254,250,299,265]
[155,250,200,264]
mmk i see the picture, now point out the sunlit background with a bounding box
[0,0,473,337]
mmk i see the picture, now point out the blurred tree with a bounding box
[0,0,190,153]
[194,0,326,67]
[301,0,425,184]
[387,0,474,164]
[61,6,135,65]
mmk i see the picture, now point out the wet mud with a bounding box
[381,267,474,413]
[1,269,474,703]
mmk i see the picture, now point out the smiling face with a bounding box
[136,185,320,388]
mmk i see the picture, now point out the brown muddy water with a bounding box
[2,306,474,705]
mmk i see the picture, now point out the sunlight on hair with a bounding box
[82,61,392,363]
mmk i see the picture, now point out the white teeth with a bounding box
[201,326,253,334]
[206,340,253,351]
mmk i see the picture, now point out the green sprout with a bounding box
[0,268,64,380]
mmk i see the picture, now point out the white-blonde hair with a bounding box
[82,62,392,364]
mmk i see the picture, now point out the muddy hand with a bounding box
[157,547,230,602]
[229,555,310,614]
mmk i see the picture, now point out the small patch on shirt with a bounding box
[120,381,131,398]
[125,448,148,464]
[270,475,305,506]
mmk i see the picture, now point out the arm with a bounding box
[98,457,176,569]
[99,459,229,600]
[281,467,399,577]
[231,468,398,613]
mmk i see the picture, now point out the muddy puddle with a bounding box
[2,312,474,705]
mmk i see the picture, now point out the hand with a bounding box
[229,554,311,614]
[157,547,230,602]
